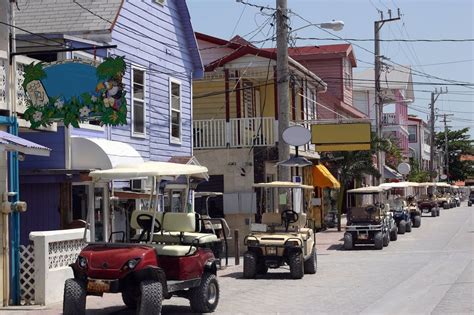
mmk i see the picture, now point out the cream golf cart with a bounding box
[63,162,222,314]
[243,181,316,279]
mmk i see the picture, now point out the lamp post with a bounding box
[276,0,344,183]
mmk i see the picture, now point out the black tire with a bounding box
[406,220,412,233]
[437,208,441,216]
[431,209,436,217]
[63,278,86,315]
[189,272,219,313]
[288,251,304,279]
[303,247,317,274]
[413,215,421,228]
[468,201,472,207]
[343,232,353,250]
[122,284,139,309]
[256,260,268,275]
[243,251,257,279]
[374,231,383,250]
[137,280,162,315]
[443,202,449,209]
[398,220,406,234]
[390,227,398,241]
[383,232,390,247]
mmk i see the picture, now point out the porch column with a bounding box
[224,69,231,146]
[291,82,296,121]
[273,67,279,142]
[235,70,241,118]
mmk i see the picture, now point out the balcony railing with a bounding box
[382,113,398,125]
[193,117,277,149]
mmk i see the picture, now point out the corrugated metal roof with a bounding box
[15,0,122,35]
[0,130,51,156]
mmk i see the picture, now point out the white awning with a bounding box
[0,130,50,156]
[71,137,143,170]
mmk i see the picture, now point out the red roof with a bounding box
[264,44,356,66]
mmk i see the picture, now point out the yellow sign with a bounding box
[311,123,371,152]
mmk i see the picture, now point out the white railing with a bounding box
[382,113,398,125]
[27,228,88,305]
[193,117,277,149]
[0,50,7,110]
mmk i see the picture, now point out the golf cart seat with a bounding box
[262,212,282,226]
[153,212,219,245]
[154,244,197,256]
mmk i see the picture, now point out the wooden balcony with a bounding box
[193,117,277,149]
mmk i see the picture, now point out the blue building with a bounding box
[14,0,203,243]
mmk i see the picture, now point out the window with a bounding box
[132,67,146,137]
[170,78,181,143]
[408,125,417,143]
[344,58,352,89]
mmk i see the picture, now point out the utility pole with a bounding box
[276,0,290,182]
[440,113,453,181]
[374,8,400,183]
[429,88,448,180]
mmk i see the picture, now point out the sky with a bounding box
[187,0,474,137]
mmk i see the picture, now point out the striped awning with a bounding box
[0,130,51,156]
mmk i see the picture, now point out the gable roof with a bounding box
[15,0,123,35]
[266,44,357,67]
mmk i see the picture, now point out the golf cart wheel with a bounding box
[468,201,472,207]
[63,278,86,315]
[398,220,406,234]
[289,251,304,279]
[243,251,257,279]
[189,272,219,313]
[437,208,441,216]
[443,202,449,209]
[413,215,421,228]
[383,232,390,247]
[122,284,139,309]
[343,232,353,250]
[374,232,383,250]
[431,209,436,217]
[390,227,398,241]
[406,220,412,233]
[137,280,162,315]
[303,246,317,274]
[256,260,268,275]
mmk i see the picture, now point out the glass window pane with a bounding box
[133,69,144,85]
[134,100,144,134]
[172,95,180,110]
[171,82,180,97]
[171,110,180,138]
[134,83,144,100]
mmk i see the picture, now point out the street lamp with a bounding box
[291,20,345,33]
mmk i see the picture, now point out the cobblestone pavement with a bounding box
[3,205,473,314]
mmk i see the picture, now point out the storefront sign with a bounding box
[311,123,371,151]
[23,57,127,128]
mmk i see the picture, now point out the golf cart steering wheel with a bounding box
[136,214,162,241]
[281,210,299,231]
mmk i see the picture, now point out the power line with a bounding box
[0,20,68,47]
[292,36,474,43]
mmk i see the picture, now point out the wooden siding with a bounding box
[294,58,342,99]
[342,57,354,105]
[19,127,66,170]
[110,0,195,161]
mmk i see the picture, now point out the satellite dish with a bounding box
[397,162,411,175]
[282,126,311,146]
[440,174,448,180]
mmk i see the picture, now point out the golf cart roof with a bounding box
[379,182,411,188]
[194,192,223,197]
[347,186,390,193]
[435,182,451,187]
[90,161,209,180]
[253,181,314,190]
[452,185,459,189]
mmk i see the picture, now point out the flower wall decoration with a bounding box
[22,57,128,128]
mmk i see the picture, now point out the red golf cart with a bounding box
[63,162,221,314]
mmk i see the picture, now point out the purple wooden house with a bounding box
[15,0,203,244]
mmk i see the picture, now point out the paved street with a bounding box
[4,204,473,315]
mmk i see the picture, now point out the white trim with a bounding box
[131,65,147,138]
[169,77,182,145]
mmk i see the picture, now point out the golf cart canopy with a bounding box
[419,182,449,187]
[379,182,411,189]
[253,181,313,190]
[89,161,209,181]
[347,186,390,194]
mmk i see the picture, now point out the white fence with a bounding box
[382,113,398,125]
[19,229,87,305]
[193,117,276,149]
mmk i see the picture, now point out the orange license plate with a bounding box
[87,279,110,294]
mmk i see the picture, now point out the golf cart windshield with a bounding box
[388,198,404,211]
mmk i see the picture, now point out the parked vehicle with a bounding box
[418,183,440,217]
[468,190,474,207]
[194,191,231,268]
[63,162,222,315]
[435,182,455,209]
[380,182,422,229]
[344,186,395,250]
[243,182,316,279]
